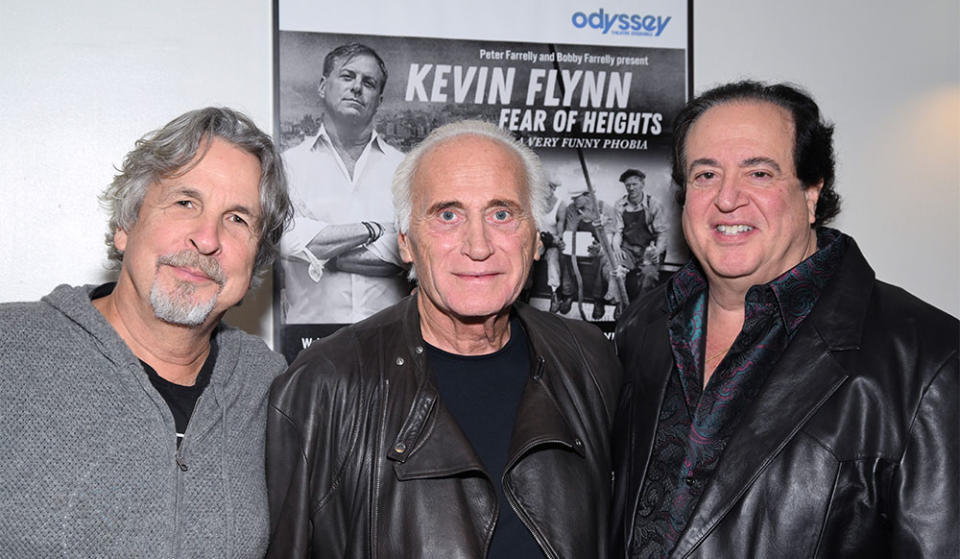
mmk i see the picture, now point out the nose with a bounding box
[714,175,746,212]
[349,77,363,93]
[189,215,222,256]
[462,217,493,261]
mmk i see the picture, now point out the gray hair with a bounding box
[392,119,549,234]
[100,107,292,289]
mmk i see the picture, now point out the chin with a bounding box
[452,305,504,320]
[447,297,512,320]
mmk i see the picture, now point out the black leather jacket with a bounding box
[610,239,959,558]
[267,296,621,558]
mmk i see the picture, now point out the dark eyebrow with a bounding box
[688,157,783,174]
[425,201,464,215]
[688,158,719,169]
[741,157,782,173]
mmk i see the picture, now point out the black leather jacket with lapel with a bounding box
[267,295,621,558]
[610,239,959,558]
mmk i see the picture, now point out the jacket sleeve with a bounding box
[889,349,959,557]
[265,372,314,559]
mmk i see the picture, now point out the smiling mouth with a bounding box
[716,224,754,235]
[157,251,225,287]
[172,266,215,282]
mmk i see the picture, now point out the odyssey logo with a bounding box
[571,8,671,36]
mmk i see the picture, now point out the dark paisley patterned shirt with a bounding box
[629,228,848,558]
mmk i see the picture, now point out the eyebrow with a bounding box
[424,199,524,214]
[339,68,381,85]
[425,200,464,215]
[227,203,259,221]
[741,157,782,173]
[688,157,719,170]
[166,186,260,222]
[162,186,203,202]
[687,156,783,173]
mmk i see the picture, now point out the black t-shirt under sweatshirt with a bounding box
[142,340,217,448]
[89,283,216,447]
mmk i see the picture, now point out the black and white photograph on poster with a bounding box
[274,19,690,361]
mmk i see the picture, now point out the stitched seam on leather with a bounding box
[681,375,847,557]
[371,375,389,559]
[897,351,955,465]
[503,476,558,558]
[798,429,842,461]
[812,460,843,558]
[312,333,367,515]
[269,405,308,465]
[880,353,956,516]
[401,391,435,452]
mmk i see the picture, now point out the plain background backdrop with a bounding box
[2,1,957,347]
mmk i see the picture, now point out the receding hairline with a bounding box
[406,134,533,229]
[682,99,797,174]
[411,133,529,189]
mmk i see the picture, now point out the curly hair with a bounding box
[671,80,840,226]
[100,107,292,289]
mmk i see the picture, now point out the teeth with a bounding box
[716,224,753,235]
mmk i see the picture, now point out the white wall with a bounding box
[694,0,959,317]
[0,1,277,339]
[2,1,957,349]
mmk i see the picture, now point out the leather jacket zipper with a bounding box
[371,378,389,558]
[504,480,555,559]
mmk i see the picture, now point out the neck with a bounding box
[417,298,512,356]
[705,279,749,314]
[324,118,374,153]
[93,284,217,386]
[702,291,744,387]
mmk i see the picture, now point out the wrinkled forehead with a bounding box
[684,100,796,164]
[412,135,530,203]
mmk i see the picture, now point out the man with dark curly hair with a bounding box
[611,81,958,558]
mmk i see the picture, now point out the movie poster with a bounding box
[274,1,692,362]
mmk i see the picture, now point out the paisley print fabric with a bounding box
[629,228,848,558]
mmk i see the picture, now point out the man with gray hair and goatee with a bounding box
[267,120,621,558]
[0,107,292,557]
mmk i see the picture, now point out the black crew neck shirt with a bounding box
[89,282,217,447]
[141,338,217,447]
[426,316,544,559]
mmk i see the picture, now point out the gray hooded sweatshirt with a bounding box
[0,284,287,558]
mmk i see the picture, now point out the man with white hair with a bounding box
[267,120,621,558]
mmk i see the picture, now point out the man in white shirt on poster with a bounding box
[280,43,407,324]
